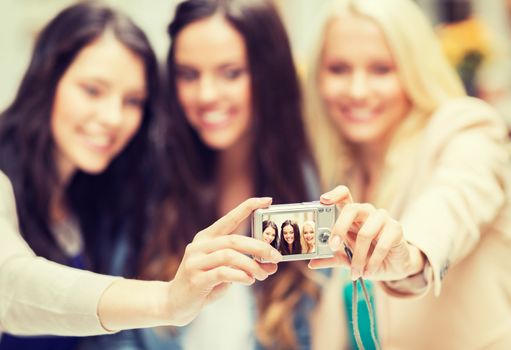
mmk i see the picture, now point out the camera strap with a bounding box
[344,244,381,350]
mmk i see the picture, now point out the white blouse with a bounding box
[0,171,118,336]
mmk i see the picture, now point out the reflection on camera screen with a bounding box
[262,211,316,256]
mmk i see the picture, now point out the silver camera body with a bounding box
[251,201,338,262]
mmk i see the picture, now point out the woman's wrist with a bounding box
[406,243,426,277]
[380,244,429,297]
[98,279,173,331]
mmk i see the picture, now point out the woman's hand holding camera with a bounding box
[309,186,425,281]
[167,197,282,326]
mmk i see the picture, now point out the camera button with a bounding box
[318,229,330,244]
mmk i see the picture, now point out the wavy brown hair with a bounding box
[0,1,159,274]
[140,0,321,348]
[279,220,303,256]
[263,220,278,249]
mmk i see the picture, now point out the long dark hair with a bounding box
[166,0,314,205]
[279,220,302,255]
[0,1,159,274]
[141,0,320,348]
[262,219,278,249]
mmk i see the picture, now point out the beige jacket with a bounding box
[0,171,117,336]
[375,97,511,349]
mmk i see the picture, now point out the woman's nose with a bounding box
[197,75,220,104]
[97,96,123,128]
[349,70,369,101]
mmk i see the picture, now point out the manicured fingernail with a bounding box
[321,193,332,200]
[330,235,341,251]
[260,197,272,204]
[257,271,268,281]
[270,249,282,262]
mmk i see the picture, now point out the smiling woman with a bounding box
[262,219,278,249]
[279,220,302,255]
[124,0,339,349]
[301,220,316,254]
[0,2,158,348]
[173,14,252,150]
[0,3,286,348]
[318,14,411,146]
[305,0,511,349]
[51,31,147,179]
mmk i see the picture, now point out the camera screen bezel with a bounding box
[263,209,317,260]
[252,202,335,262]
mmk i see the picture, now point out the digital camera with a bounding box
[251,201,338,262]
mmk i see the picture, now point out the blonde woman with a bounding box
[305,0,511,349]
[301,220,316,253]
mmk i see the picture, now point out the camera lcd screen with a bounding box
[260,210,316,256]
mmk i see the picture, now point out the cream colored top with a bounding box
[0,171,118,336]
[370,98,511,349]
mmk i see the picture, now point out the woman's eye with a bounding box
[371,64,393,75]
[327,63,350,74]
[82,84,101,97]
[222,68,244,80]
[124,97,145,108]
[176,68,199,81]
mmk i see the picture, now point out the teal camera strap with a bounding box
[344,244,381,350]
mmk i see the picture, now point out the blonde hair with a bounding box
[300,220,316,253]
[304,0,466,203]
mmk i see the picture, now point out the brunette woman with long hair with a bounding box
[135,0,330,349]
[0,3,157,348]
[262,219,278,249]
[0,2,282,349]
[279,220,302,256]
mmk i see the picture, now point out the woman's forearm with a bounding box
[97,279,172,331]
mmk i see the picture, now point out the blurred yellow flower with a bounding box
[438,17,493,95]
[437,16,491,66]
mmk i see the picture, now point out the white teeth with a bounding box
[346,109,374,121]
[85,135,113,148]
[202,111,228,124]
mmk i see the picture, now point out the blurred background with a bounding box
[1,0,511,130]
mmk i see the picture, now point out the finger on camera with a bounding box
[198,235,282,263]
[350,210,387,277]
[200,197,272,238]
[308,253,350,269]
[320,185,353,205]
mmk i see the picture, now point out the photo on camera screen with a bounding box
[261,210,317,257]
